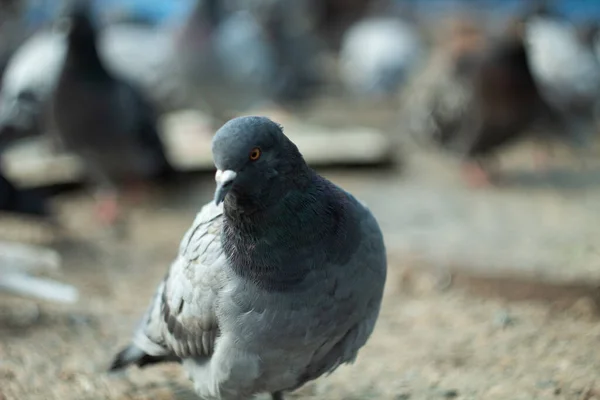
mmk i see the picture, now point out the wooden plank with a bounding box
[1,110,395,188]
[0,241,61,274]
[0,272,79,304]
[0,241,78,304]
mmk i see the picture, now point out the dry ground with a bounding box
[2,165,600,400]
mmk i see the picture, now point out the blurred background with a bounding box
[3,0,600,399]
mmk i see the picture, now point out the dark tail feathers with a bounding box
[109,344,180,372]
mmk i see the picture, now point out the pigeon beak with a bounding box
[214,169,237,205]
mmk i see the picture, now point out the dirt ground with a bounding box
[2,166,600,400]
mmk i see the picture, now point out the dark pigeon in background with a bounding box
[109,116,387,400]
[0,10,185,151]
[403,17,560,186]
[51,0,174,225]
[447,24,556,186]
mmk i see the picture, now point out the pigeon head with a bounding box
[60,0,97,51]
[211,116,308,208]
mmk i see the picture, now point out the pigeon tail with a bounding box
[109,344,180,371]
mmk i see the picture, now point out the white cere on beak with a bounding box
[215,169,237,185]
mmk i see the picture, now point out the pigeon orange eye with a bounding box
[249,148,261,161]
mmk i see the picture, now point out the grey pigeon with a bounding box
[51,0,173,225]
[175,0,324,116]
[110,116,387,400]
[0,20,184,146]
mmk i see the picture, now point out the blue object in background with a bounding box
[22,0,195,29]
[401,0,600,21]
[21,0,600,31]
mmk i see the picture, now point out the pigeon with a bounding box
[339,14,421,98]
[449,29,554,185]
[256,0,324,104]
[523,6,600,150]
[174,0,276,116]
[0,18,185,144]
[0,31,66,141]
[175,0,324,117]
[109,116,387,400]
[403,17,557,186]
[51,0,174,225]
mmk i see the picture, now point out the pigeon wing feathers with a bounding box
[113,202,226,370]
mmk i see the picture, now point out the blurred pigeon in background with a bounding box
[175,0,324,117]
[110,116,387,400]
[339,2,421,98]
[523,4,600,150]
[0,240,78,304]
[449,24,553,186]
[256,0,324,105]
[51,0,173,226]
[402,16,555,186]
[401,16,487,148]
[0,8,187,145]
[0,0,28,78]
[0,31,65,143]
[174,0,277,116]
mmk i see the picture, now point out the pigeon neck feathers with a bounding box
[221,172,362,292]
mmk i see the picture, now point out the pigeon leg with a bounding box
[532,143,553,171]
[271,392,284,400]
[460,160,492,187]
[94,190,121,226]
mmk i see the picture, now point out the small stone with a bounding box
[569,297,598,320]
[536,380,556,389]
[441,389,459,398]
[0,366,15,380]
[67,314,94,327]
[493,310,516,329]
[58,369,76,381]
[395,393,411,400]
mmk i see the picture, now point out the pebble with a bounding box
[67,314,95,328]
[441,389,459,398]
[395,393,411,400]
[536,379,557,389]
[568,297,598,320]
[0,365,16,380]
[493,310,516,329]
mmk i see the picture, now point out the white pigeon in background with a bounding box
[339,17,422,97]
[524,15,600,146]
[0,31,66,135]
